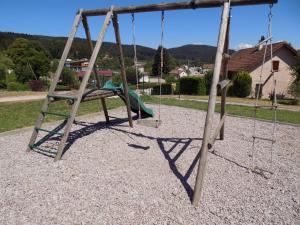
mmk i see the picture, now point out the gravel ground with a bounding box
[0,105,299,225]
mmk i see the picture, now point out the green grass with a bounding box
[0,95,299,133]
[0,98,124,133]
[142,96,300,125]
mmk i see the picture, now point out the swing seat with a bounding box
[136,119,162,128]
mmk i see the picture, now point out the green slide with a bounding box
[103,81,154,118]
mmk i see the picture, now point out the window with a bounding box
[272,60,279,72]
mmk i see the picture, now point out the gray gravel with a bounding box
[0,105,299,225]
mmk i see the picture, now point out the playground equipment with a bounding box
[251,4,277,173]
[27,0,278,207]
[132,11,164,128]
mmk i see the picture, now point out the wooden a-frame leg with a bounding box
[101,98,109,123]
[112,13,133,128]
[27,11,82,152]
[220,8,231,140]
[192,0,231,206]
[54,8,114,161]
[82,15,110,124]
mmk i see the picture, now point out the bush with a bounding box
[227,84,234,97]
[28,80,44,91]
[204,70,213,95]
[140,82,158,89]
[6,72,17,83]
[112,73,121,85]
[60,68,78,87]
[126,67,141,84]
[151,83,172,95]
[7,82,29,91]
[232,71,252,97]
[165,75,176,84]
[278,99,299,105]
[0,80,6,89]
[55,84,70,91]
[179,76,206,95]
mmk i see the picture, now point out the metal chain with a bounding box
[158,10,165,122]
[131,13,142,119]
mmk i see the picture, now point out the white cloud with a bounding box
[192,42,203,45]
[235,43,253,50]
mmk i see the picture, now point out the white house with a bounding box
[169,68,188,78]
[139,73,150,83]
[228,41,298,98]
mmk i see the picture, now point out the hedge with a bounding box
[179,76,206,95]
[7,82,29,91]
[151,83,172,95]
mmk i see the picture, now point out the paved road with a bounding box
[0,94,46,103]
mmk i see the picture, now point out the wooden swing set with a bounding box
[27,0,278,206]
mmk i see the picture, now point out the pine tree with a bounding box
[152,46,172,76]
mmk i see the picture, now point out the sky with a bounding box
[1,0,299,50]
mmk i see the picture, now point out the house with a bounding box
[76,70,113,81]
[169,68,188,78]
[202,64,214,73]
[189,66,203,76]
[135,62,145,73]
[228,41,298,98]
[139,72,150,83]
[65,58,89,72]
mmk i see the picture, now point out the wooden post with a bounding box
[112,13,133,128]
[27,11,83,152]
[54,8,114,161]
[82,15,110,123]
[192,0,231,206]
[220,7,231,140]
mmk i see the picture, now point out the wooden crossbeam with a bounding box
[81,0,277,17]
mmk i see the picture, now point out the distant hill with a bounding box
[0,31,234,63]
[0,32,155,60]
[169,44,235,62]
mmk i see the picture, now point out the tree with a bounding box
[152,46,173,76]
[232,71,252,98]
[50,59,59,73]
[126,67,141,84]
[289,54,300,98]
[6,38,50,83]
[0,52,13,81]
[60,68,77,87]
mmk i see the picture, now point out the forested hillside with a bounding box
[0,32,235,63]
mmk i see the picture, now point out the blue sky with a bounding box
[1,0,299,50]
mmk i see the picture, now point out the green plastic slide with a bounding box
[103,81,154,118]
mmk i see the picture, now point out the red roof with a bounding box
[228,41,297,73]
[76,70,113,78]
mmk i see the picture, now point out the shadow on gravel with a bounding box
[37,116,138,158]
[107,126,202,202]
[210,149,272,179]
[157,138,202,202]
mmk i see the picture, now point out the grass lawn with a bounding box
[0,98,124,133]
[143,96,300,125]
[159,95,300,111]
[0,96,299,133]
